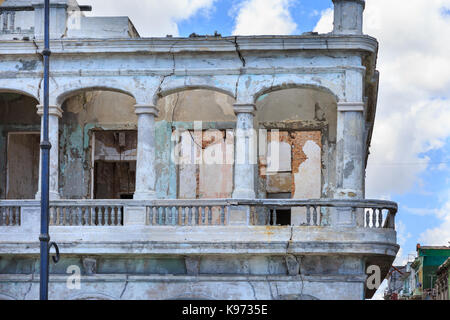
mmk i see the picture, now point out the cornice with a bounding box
[0,35,378,56]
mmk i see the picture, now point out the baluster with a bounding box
[147,207,152,225]
[82,207,87,226]
[200,207,205,225]
[181,207,186,226]
[166,207,170,225]
[372,209,376,228]
[1,207,5,226]
[8,207,13,226]
[14,207,19,226]
[60,207,64,226]
[313,206,318,226]
[377,209,383,228]
[157,207,162,225]
[194,207,199,225]
[221,206,225,226]
[119,206,123,225]
[172,207,176,225]
[207,206,212,225]
[77,207,82,225]
[90,206,95,226]
[272,209,277,226]
[365,210,370,228]
[188,207,193,226]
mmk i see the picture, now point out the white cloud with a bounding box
[313,8,332,34]
[419,190,450,245]
[314,0,450,198]
[231,0,297,35]
[86,0,217,37]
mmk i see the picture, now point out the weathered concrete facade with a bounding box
[0,0,398,300]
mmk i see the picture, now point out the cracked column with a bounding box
[232,104,257,199]
[336,102,365,199]
[36,105,62,200]
[133,104,158,200]
[332,0,365,35]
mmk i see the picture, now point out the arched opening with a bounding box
[255,87,337,226]
[59,90,137,199]
[155,89,236,203]
[0,92,40,199]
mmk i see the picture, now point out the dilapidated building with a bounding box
[0,0,399,300]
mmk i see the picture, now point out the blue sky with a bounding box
[88,0,450,297]
[177,0,331,37]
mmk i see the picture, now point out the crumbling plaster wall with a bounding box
[59,91,137,199]
[0,94,40,199]
[57,87,337,200]
[256,88,338,199]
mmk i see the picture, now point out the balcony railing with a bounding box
[0,198,397,229]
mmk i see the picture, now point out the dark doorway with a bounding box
[267,193,291,226]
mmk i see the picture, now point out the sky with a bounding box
[84,0,450,298]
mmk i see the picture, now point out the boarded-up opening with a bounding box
[176,129,234,200]
[263,130,322,225]
[6,133,40,199]
[92,130,137,199]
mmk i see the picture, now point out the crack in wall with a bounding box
[156,41,179,100]
[119,275,129,299]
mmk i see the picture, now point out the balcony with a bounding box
[0,198,397,254]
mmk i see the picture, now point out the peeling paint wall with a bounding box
[156,89,237,199]
[0,94,40,199]
[257,88,337,200]
[60,91,137,199]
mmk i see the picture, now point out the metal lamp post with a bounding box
[39,0,59,301]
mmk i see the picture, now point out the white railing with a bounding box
[0,198,397,229]
[0,204,21,226]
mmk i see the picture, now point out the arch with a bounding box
[0,88,39,102]
[154,85,235,106]
[254,83,339,104]
[56,86,136,106]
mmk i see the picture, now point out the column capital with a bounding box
[233,103,256,115]
[134,104,159,116]
[337,102,365,112]
[36,105,63,118]
[332,0,365,8]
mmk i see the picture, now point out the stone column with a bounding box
[133,104,159,200]
[36,105,62,200]
[332,0,365,35]
[232,104,257,199]
[336,102,365,199]
[335,102,365,226]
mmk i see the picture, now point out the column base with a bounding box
[232,189,256,199]
[35,191,61,200]
[133,191,157,200]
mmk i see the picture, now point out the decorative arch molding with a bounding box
[253,83,339,104]
[153,75,238,105]
[0,88,40,102]
[55,85,137,106]
[234,73,344,104]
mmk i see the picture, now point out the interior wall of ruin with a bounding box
[256,88,338,202]
[156,89,237,199]
[60,91,137,199]
[0,94,40,199]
